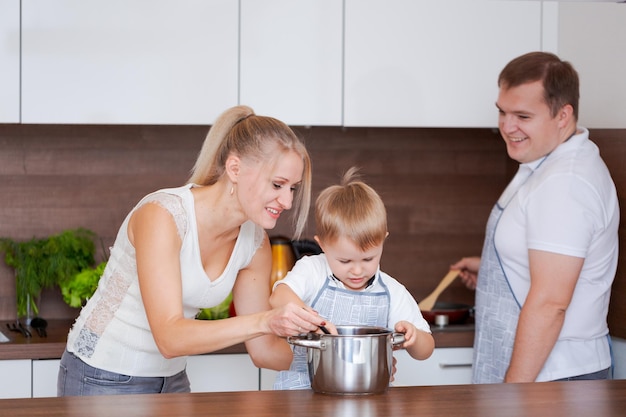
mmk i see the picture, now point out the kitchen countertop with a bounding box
[0,319,474,360]
[1,379,624,417]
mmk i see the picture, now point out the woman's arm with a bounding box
[231,237,293,370]
[130,203,324,362]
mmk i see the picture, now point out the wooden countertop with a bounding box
[0,319,474,360]
[0,319,75,360]
[1,380,624,417]
[0,319,249,360]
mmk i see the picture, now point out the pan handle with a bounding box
[287,335,327,350]
[392,332,406,346]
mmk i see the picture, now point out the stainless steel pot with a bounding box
[288,325,405,395]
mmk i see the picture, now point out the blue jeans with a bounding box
[554,367,610,382]
[57,350,190,396]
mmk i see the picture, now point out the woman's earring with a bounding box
[230,186,234,196]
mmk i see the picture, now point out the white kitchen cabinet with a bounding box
[186,354,259,392]
[262,349,473,390]
[0,0,20,123]
[393,348,473,386]
[240,0,343,126]
[21,0,238,125]
[556,2,626,129]
[0,359,32,399]
[344,0,542,128]
[259,368,278,391]
[32,358,61,398]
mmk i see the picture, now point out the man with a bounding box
[451,52,619,383]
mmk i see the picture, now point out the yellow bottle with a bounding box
[269,236,296,290]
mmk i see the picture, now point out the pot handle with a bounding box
[392,332,406,346]
[287,335,327,350]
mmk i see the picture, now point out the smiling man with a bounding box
[451,52,620,383]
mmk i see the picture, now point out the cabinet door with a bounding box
[393,348,473,386]
[21,0,238,125]
[240,0,342,126]
[344,0,542,128]
[32,359,61,398]
[186,354,259,392]
[0,0,20,123]
[557,2,626,129]
[0,360,32,399]
[259,368,278,391]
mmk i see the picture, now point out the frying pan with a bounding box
[421,301,473,325]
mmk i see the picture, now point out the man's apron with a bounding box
[273,275,390,390]
[472,165,534,383]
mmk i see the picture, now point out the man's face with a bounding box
[496,80,565,164]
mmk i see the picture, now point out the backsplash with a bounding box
[0,125,624,338]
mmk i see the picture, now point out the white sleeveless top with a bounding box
[66,184,265,377]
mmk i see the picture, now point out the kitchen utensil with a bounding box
[421,302,473,325]
[6,321,31,338]
[318,325,331,334]
[419,269,460,311]
[288,325,405,395]
[30,317,48,337]
[291,239,322,259]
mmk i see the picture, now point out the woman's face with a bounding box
[316,235,383,291]
[237,150,304,230]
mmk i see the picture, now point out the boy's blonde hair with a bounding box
[315,167,387,250]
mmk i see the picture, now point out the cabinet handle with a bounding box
[439,363,473,369]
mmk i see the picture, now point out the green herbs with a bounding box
[0,228,97,317]
[196,292,233,320]
[59,261,107,308]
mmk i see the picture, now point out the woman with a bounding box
[58,105,326,396]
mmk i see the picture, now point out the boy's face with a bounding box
[315,235,384,291]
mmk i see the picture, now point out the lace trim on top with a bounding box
[73,191,188,358]
[140,192,188,240]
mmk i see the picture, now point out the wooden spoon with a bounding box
[419,270,461,312]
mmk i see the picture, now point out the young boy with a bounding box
[270,167,434,390]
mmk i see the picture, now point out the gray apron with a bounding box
[273,274,390,390]
[472,165,534,384]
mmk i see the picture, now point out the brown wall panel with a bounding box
[0,124,624,339]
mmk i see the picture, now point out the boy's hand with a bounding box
[394,320,435,360]
[393,320,417,350]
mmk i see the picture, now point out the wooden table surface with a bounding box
[0,379,624,417]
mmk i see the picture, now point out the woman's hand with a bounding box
[266,302,328,337]
[316,321,338,335]
[450,256,481,290]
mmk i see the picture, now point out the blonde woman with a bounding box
[58,106,326,396]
